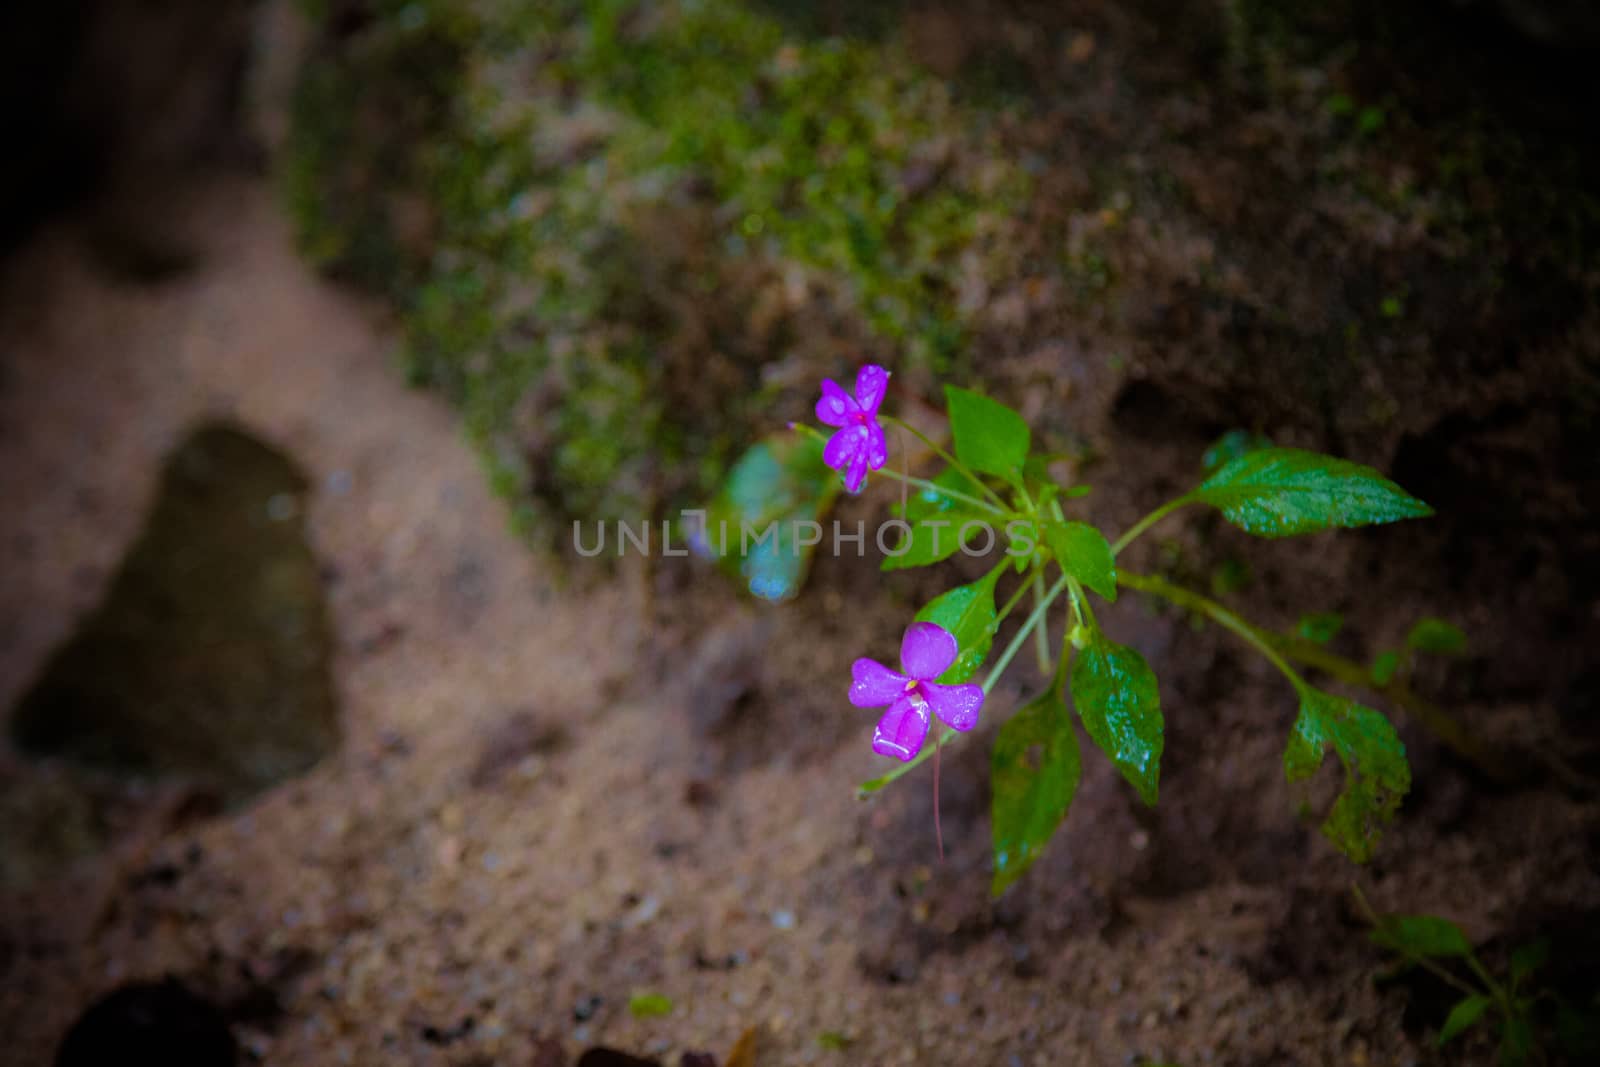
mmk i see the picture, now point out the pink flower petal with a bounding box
[849,658,908,708]
[823,425,864,472]
[843,449,870,493]
[872,693,931,762]
[815,379,860,427]
[900,621,959,681]
[855,364,890,414]
[923,682,984,731]
[865,422,888,471]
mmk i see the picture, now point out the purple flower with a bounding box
[815,364,890,493]
[850,622,985,762]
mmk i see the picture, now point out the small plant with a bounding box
[759,364,1455,893]
[1357,888,1600,1065]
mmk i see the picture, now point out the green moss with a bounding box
[282,0,1028,546]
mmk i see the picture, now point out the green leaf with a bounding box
[991,686,1082,896]
[1285,689,1410,862]
[1510,939,1549,986]
[881,513,990,571]
[628,992,674,1018]
[1370,650,1401,686]
[1193,446,1432,538]
[899,466,989,522]
[1369,914,1474,959]
[1043,521,1117,601]
[691,434,840,601]
[1297,612,1344,644]
[914,569,1001,684]
[1500,1013,1535,1067]
[945,385,1030,478]
[1407,617,1467,656]
[1070,632,1163,805]
[1439,995,1492,1047]
[1202,429,1273,475]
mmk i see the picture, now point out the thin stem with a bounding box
[1031,571,1051,673]
[1068,575,1096,631]
[994,576,1032,629]
[877,468,1008,517]
[1110,495,1195,557]
[859,575,1071,795]
[882,414,1009,510]
[1117,569,1305,691]
[984,575,1069,695]
[1266,631,1512,784]
[1121,570,1512,783]
[1015,479,1038,514]
[1465,954,1503,1000]
[898,427,909,519]
[1352,886,1485,1000]
[1412,956,1482,1000]
[789,421,830,445]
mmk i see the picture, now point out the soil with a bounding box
[3,3,1600,1067]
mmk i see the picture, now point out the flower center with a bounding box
[852,411,869,425]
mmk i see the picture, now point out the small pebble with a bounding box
[771,909,796,930]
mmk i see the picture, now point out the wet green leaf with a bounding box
[914,569,1001,684]
[945,385,1029,478]
[1439,994,1491,1046]
[1298,612,1344,644]
[1201,429,1273,475]
[1043,521,1117,601]
[882,513,992,571]
[991,685,1081,896]
[1194,447,1432,538]
[628,992,674,1018]
[899,466,989,522]
[1285,689,1410,862]
[691,433,840,601]
[1070,632,1163,805]
[1407,617,1467,655]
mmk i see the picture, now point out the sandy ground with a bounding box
[2,174,1595,1067]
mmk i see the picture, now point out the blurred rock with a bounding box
[10,421,338,803]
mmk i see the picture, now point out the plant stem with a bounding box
[1267,636,1509,784]
[876,467,1009,517]
[859,575,1070,795]
[1066,577,1086,630]
[994,575,1032,628]
[1352,886,1486,1000]
[1110,495,1194,556]
[1031,572,1051,673]
[1119,570,1511,783]
[883,414,1009,510]
[1117,569,1305,691]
